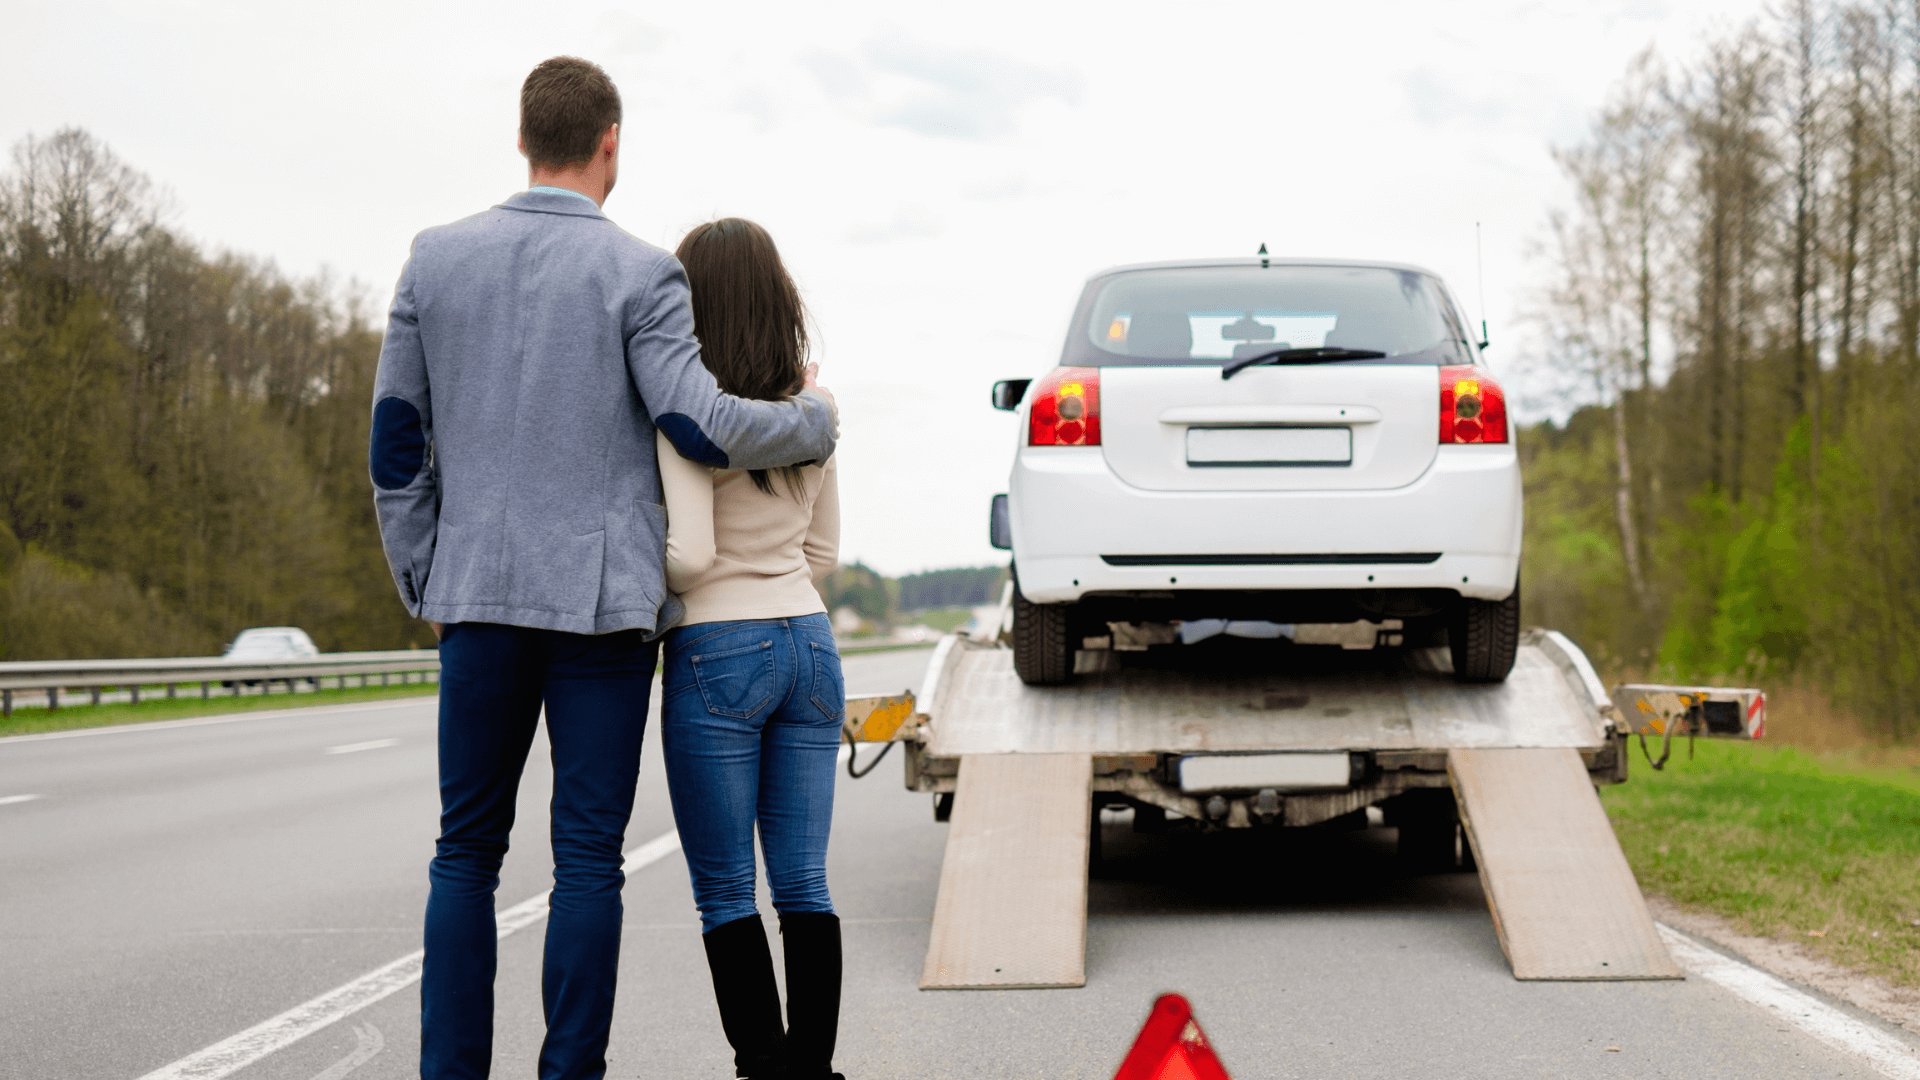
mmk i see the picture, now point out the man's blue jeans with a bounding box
[660,615,842,933]
[423,622,659,1080]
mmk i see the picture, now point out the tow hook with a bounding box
[1254,788,1281,825]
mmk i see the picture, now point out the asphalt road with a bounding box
[1,643,1912,1080]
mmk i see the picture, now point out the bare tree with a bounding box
[1779,0,1826,462]
[1681,31,1777,500]
[1540,48,1678,605]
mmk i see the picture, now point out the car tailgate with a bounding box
[1099,365,1439,491]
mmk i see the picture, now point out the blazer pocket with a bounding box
[808,640,845,721]
[598,500,665,616]
[690,639,777,719]
[424,520,499,606]
[510,524,605,617]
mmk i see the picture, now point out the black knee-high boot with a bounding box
[702,915,788,1079]
[778,912,843,1080]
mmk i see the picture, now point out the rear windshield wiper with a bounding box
[1220,347,1388,380]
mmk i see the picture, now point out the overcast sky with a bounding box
[3,0,1767,576]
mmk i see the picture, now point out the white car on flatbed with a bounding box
[990,256,1522,685]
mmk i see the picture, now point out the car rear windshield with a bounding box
[1066,265,1477,367]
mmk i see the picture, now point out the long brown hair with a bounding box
[675,218,809,496]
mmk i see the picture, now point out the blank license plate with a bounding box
[1186,426,1351,467]
[1179,752,1353,793]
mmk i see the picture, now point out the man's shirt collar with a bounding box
[529,185,599,207]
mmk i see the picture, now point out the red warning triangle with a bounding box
[1112,994,1233,1080]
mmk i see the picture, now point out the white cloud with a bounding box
[732,86,780,133]
[962,175,1030,201]
[801,32,1081,141]
[845,204,942,244]
[801,49,870,101]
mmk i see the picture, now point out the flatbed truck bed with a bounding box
[840,626,1759,990]
[900,628,1625,830]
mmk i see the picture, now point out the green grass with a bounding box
[1603,739,1920,986]
[836,640,940,655]
[0,681,441,738]
[905,607,977,634]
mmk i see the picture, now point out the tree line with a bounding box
[1525,2,1919,739]
[815,564,1007,628]
[0,133,1010,663]
[0,128,422,659]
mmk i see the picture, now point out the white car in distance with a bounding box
[989,257,1522,685]
[220,626,321,687]
[222,626,320,661]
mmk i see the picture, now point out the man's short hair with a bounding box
[520,57,622,168]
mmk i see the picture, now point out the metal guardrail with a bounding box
[0,650,441,716]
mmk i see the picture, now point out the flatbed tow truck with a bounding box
[842,617,1763,991]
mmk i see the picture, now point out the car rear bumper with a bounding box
[1009,444,1521,603]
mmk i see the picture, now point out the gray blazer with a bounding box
[369,190,837,636]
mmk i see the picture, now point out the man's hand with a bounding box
[430,621,443,641]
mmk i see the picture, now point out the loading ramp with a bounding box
[1451,747,1681,979]
[847,630,1741,987]
[920,753,1093,989]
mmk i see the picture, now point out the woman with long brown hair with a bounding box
[657,217,845,1080]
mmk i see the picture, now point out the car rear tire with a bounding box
[1012,581,1074,686]
[1449,578,1520,683]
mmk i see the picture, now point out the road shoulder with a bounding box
[1651,895,1920,1037]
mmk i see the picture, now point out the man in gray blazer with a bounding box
[369,57,837,1080]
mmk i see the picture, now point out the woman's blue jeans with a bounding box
[423,622,659,1080]
[660,615,843,933]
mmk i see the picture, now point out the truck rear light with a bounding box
[1440,365,1507,444]
[1028,366,1101,446]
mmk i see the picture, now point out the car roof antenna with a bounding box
[1258,242,1269,269]
[1475,222,1490,350]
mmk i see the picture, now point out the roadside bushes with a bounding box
[0,539,217,660]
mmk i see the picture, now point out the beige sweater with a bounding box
[657,430,839,627]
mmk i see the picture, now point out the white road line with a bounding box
[309,1023,382,1080]
[133,829,683,1080]
[0,793,44,806]
[0,699,435,746]
[324,739,400,755]
[1658,924,1920,1079]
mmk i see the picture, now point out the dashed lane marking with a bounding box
[1659,923,1920,1079]
[0,793,44,805]
[132,829,682,1080]
[324,739,400,755]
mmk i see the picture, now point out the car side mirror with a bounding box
[991,379,1031,411]
[989,494,1012,550]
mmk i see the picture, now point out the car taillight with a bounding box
[1028,366,1101,446]
[1440,366,1507,444]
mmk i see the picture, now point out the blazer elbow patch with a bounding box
[370,397,427,490]
[657,413,730,469]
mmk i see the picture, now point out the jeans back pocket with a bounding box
[807,639,845,722]
[690,639,777,719]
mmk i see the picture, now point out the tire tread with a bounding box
[1012,584,1072,685]
[1450,579,1520,682]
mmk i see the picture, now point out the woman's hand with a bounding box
[803,362,835,411]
